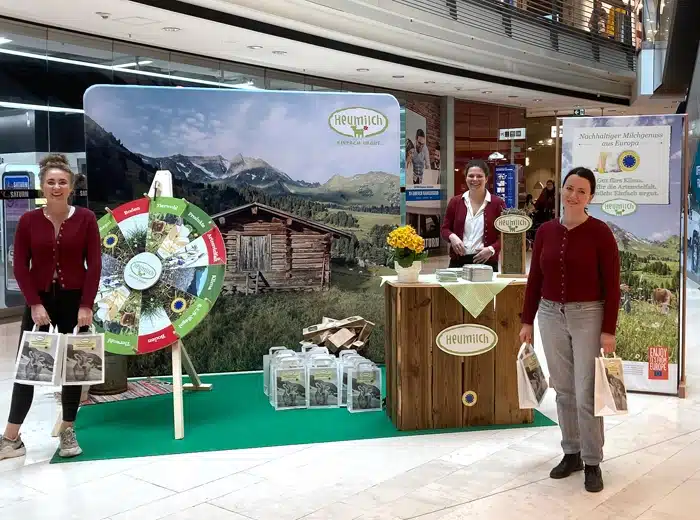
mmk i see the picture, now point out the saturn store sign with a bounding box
[435,324,498,357]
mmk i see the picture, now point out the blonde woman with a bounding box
[0,154,101,460]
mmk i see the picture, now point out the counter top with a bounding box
[382,273,528,288]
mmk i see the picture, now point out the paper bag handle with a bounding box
[72,324,96,335]
[599,349,620,359]
[31,323,57,333]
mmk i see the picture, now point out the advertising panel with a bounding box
[84,85,401,376]
[562,115,683,395]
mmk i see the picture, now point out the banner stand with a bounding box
[147,170,212,440]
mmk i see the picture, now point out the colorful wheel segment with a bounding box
[93,197,226,355]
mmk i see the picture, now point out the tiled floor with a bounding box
[1,282,699,520]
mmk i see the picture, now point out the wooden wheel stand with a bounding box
[53,170,212,440]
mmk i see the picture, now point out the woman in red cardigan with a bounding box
[519,167,620,494]
[0,154,101,461]
[440,159,505,271]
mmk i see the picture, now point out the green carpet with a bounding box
[50,371,556,464]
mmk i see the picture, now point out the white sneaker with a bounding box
[0,434,26,460]
[59,427,82,458]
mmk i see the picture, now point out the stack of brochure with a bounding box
[435,269,460,283]
[462,264,493,282]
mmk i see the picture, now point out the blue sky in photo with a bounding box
[84,86,401,184]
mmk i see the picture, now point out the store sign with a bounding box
[435,324,498,357]
[601,199,637,217]
[328,107,388,139]
[495,164,518,208]
[551,125,563,138]
[499,127,526,141]
[494,214,532,233]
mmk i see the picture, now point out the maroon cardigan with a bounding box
[13,207,102,309]
[521,217,621,334]
[440,192,505,260]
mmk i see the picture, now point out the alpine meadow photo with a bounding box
[83,85,401,376]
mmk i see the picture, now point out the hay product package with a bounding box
[516,343,548,408]
[347,361,382,412]
[306,355,340,408]
[271,357,307,410]
[14,325,63,386]
[594,350,629,416]
[61,326,106,386]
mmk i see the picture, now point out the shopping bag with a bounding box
[594,349,628,416]
[61,326,106,386]
[14,324,63,386]
[516,343,548,408]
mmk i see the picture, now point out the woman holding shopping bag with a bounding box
[0,154,101,460]
[519,167,620,493]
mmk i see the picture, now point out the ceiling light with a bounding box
[482,91,492,94]
[247,45,263,50]
[508,95,518,98]
[392,75,404,78]
[272,50,287,55]
[574,104,582,108]
[113,60,153,68]
[424,81,435,84]
[162,27,181,32]
[0,37,11,45]
[356,68,369,72]
[533,98,542,102]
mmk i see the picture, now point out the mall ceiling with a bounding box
[0,0,682,117]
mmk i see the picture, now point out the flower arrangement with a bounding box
[386,225,428,268]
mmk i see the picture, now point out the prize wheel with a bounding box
[94,197,226,355]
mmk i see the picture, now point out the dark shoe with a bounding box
[584,464,604,493]
[549,452,584,479]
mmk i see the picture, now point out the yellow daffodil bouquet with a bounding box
[386,225,428,268]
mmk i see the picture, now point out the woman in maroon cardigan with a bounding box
[440,159,505,271]
[0,154,101,461]
[519,167,620,494]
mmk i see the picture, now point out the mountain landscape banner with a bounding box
[83,85,401,376]
[561,115,684,395]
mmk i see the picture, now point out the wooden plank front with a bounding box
[494,284,534,424]
[462,301,496,426]
[396,287,433,430]
[430,287,465,429]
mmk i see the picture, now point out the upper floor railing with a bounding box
[394,0,639,71]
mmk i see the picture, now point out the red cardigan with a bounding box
[440,192,505,259]
[13,207,102,309]
[521,217,621,335]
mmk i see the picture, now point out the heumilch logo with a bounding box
[328,107,388,139]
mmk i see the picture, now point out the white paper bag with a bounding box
[14,324,63,386]
[594,350,629,416]
[517,343,548,409]
[61,326,106,386]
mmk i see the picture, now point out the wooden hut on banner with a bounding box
[213,202,353,294]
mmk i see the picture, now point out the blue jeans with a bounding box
[538,299,605,465]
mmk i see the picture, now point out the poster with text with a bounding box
[84,85,400,376]
[404,97,442,251]
[562,115,683,395]
[570,126,671,205]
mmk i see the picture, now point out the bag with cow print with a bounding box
[60,326,105,386]
[14,324,64,386]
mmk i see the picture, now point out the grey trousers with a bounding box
[538,299,605,466]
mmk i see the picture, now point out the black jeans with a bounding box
[8,282,84,425]
[448,254,499,273]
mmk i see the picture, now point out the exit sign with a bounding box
[574,108,586,116]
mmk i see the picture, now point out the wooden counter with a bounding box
[384,279,533,431]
